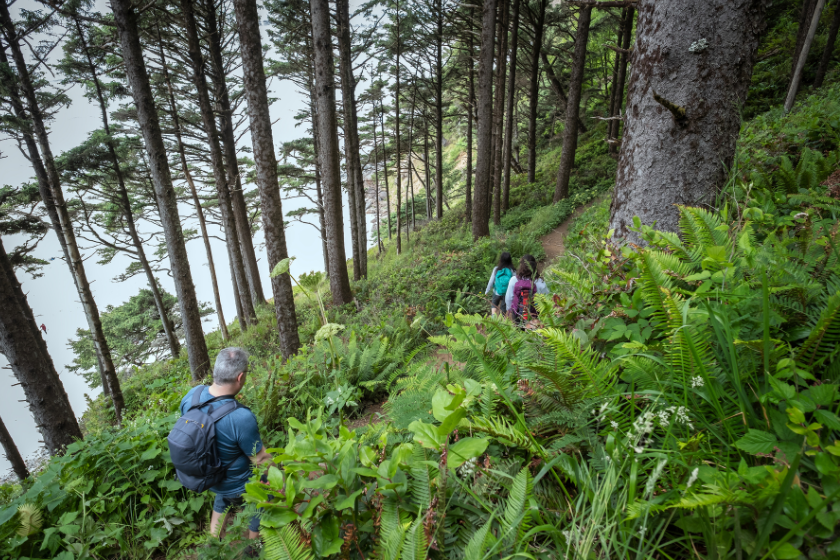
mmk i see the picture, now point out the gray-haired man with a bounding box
[178,347,272,544]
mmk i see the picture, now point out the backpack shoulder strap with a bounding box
[207,400,241,423]
[187,388,234,412]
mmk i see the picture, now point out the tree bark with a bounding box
[814,2,840,88]
[181,0,256,330]
[202,0,266,306]
[156,36,229,342]
[337,0,367,279]
[527,0,547,183]
[0,7,125,420]
[379,105,393,239]
[233,0,302,355]
[785,0,827,113]
[553,6,592,202]
[0,237,82,455]
[466,10,475,223]
[394,0,403,254]
[609,6,635,151]
[492,0,510,225]
[502,0,521,213]
[73,17,181,359]
[308,0,354,304]
[609,0,768,243]
[424,123,432,219]
[111,0,211,379]
[472,0,497,239]
[791,0,818,83]
[310,92,331,276]
[0,415,29,481]
[373,111,383,253]
[434,0,444,220]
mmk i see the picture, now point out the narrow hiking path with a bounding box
[539,196,605,264]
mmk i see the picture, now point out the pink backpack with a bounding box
[510,278,537,321]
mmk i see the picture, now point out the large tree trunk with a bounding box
[111,0,211,379]
[424,123,432,219]
[609,0,767,243]
[553,6,592,202]
[233,0,302,356]
[466,9,475,223]
[156,36,229,341]
[814,2,840,88]
[373,115,383,253]
[791,0,818,83]
[0,237,82,455]
[310,92,331,276]
[785,0,826,113]
[73,17,181,359]
[609,7,635,152]
[0,416,29,481]
[394,0,403,255]
[526,0,546,183]
[502,0,521,213]
[202,0,266,306]
[0,9,124,421]
[309,0,354,304]
[472,0,497,239]
[492,0,509,225]
[181,0,256,330]
[337,0,368,279]
[434,0,444,220]
[379,106,393,239]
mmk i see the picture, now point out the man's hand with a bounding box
[251,445,272,466]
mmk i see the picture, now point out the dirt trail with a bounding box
[539,196,605,264]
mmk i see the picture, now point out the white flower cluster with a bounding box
[686,467,699,489]
[459,458,478,478]
[689,38,709,53]
[690,376,704,388]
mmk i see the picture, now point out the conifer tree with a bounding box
[111,0,211,378]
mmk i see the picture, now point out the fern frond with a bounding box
[502,467,533,545]
[400,514,428,560]
[796,291,840,368]
[262,524,312,560]
[463,517,494,560]
[16,504,41,537]
[462,416,540,454]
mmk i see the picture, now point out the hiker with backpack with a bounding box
[169,347,271,553]
[484,251,516,315]
[505,254,549,326]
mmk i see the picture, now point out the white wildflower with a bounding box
[634,444,645,454]
[314,322,345,342]
[633,411,655,435]
[688,38,708,53]
[610,421,619,430]
[690,376,704,388]
[644,457,668,498]
[686,467,699,489]
[674,406,693,429]
[657,409,671,428]
[638,525,647,537]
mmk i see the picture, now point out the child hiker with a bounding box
[505,254,549,326]
[484,251,515,315]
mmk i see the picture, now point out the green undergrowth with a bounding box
[4,54,840,560]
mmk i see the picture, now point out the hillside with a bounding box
[2,0,840,558]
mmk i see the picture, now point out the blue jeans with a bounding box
[212,492,261,533]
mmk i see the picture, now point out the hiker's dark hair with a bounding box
[496,251,514,271]
[516,255,539,280]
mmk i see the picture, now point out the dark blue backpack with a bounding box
[168,389,244,493]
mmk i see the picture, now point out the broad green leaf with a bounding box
[769,542,801,559]
[735,430,778,455]
[409,420,443,450]
[140,446,161,461]
[334,489,365,510]
[260,508,299,528]
[447,438,489,469]
[270,257,294,278]
[302,474,339,490]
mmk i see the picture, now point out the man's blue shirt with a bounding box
[179,385,262,496]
